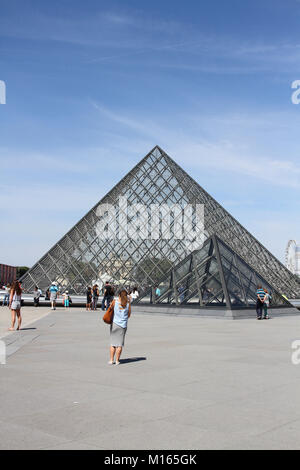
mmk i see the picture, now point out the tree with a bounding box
[17,266,29,278]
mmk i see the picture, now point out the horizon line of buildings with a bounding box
[0,263,17,286]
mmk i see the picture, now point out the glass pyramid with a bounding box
[137,234,293,309]
[21,146,300,299]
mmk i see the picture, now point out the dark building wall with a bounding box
[0,264,17,285]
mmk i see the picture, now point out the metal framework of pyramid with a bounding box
[21,146,300,300]
[136,234,293,309]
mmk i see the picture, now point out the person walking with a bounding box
[86,286,92,311]
[108,289,131,365]
[49,282,59,310]
[8,280,22,331]
[2,284,10,306]
[92,284,99,311]
[263,289,272,320]
[33,285,41,307]
[256,284,265,320]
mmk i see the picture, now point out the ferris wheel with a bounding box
[286,240,297,274]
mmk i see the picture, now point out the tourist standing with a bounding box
[63,291,70,310]
[33,286,41,307]
[49,282,59,310]
[86,286,92,311]
[2,284,10,306]
[108,289,131,365]
[130,286,139,302]
[92,284,99,310]
[256,284,265,320]
[155,286,161,299]
[8,280,22,331]
[102,281,114,311]
[263,289,271,320]
[109,284,115,308]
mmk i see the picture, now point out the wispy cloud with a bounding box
[170,140,300,189]
[1,2,300,266]
[0,148,89,173]
[2,4,300,75]
[91,101,160,137]
[91,102,300,190]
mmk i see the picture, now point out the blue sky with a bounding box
[0,0,300,266]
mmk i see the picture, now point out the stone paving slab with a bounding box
[0,306,53,340]
[1,308,300,449]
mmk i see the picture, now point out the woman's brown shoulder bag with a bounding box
[102,300,115,324]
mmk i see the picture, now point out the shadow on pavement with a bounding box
[120,357,147,364]
[19,327,37,331]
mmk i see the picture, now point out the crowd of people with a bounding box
[1,279,273,351]
[0,280,139,328]
[1,281,273,315]
[85,282,139,311]
[0,278,276,367]
[0,280,135,365]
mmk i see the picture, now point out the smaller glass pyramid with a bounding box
[136,234,293,309]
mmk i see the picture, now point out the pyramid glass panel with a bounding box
[137,235,295,310]
[21,146,300,299]
[202,274,225,306]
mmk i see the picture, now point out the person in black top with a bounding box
[101,281,114,311]
[45,288,50,301]
[86,286,92,311]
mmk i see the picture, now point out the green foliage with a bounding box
[17,266,29,278]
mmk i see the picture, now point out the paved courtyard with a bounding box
[1,306,300,450]
[0,305,51,339]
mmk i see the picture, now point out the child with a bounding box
[63,291,70,310]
